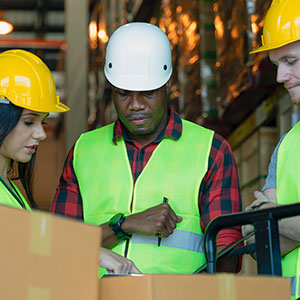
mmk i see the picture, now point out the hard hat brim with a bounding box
[250,38,300,54]
[28,102,70,113]
[9,99,70,113]
[105,70,172,91]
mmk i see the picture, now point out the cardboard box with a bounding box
[0,204,101,300]
[98,273,290,300]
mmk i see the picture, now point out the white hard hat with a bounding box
[104,22,172,91]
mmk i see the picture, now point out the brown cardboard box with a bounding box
[99,273,290,300]
[0,204,101,300]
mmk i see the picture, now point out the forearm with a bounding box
[279,235,300,257]
[100,223,124,249]
[278,216,300,256]
[100,214,141,249]
[216,245,239,273]
[278,216,300,242]
[248,190,300,253]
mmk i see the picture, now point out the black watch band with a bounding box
[109,213,131,241]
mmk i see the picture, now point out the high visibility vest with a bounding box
[0,178,31,210]
[74,119,214,275]
[277,121,300,300]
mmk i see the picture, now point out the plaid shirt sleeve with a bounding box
[51,146,84,220]
[199,133,243,272]
[199,133,243,248]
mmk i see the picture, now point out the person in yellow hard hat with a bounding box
[0,49,69,210]
[242,0,300,298]
[0,49,139,275]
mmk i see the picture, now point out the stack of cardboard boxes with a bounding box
[0,204,290,299]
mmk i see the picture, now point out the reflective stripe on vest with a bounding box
[277,121,300,300]
[74,119,214,274]
[0,179,31,210]
[131,229,204,253]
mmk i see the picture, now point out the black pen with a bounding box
[158,197,168,247]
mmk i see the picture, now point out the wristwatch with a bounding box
[109,213,131,240]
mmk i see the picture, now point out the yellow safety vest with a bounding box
[277,121,300,300]
[74,119,214,275]
[0,177,31,210]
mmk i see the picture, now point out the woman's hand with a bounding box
[99,248,141,274]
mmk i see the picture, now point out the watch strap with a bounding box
[109,213,131,240]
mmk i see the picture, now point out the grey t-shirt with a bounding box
[262,135,286,191]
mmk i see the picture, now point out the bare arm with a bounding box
[216,245,240,272]
[243,189,300,257]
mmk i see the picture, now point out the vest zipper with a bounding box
[125,183,134,258]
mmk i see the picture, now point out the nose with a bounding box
[128,92,146,111]
[276,64,290,83]
[33,123,47,142]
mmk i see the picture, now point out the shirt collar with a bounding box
[113,106,182,145]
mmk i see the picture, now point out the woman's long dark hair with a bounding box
[0,102,38,208]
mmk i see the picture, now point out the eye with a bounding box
[286,58,297,65]
[24,120,33,126]
[116,90,130,97]
[142,90,156,97]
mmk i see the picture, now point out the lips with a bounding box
[285,83,299,90]
[25,145,38,154]
[128,115,150,125]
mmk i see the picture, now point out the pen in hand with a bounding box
[158,197,168,247]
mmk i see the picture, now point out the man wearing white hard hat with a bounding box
[52,22,242,276]
[242,0,300,298]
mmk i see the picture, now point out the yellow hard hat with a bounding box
[250,0,300,54]
[0,49,70,112]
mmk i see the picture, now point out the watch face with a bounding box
[109,213,131,240]
[110,213,123,224]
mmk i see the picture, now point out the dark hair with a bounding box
[0,102,38,208]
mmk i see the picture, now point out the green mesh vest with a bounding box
[74,119,214,275]
[277,121,300,300]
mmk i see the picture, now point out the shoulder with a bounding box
[210,133,233,158]
[77,123,114,143]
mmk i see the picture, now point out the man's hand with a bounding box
[242,191,277,237]
[246,191,277,210]
[122,202,182,237]
[99,248,141,274]
[241,190,278,259]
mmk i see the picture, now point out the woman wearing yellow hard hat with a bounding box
[0,49,139,274]
[0,49,69,210]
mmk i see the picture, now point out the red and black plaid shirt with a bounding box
[52,107,242,250]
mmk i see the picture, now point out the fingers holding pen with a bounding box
[122,202,182,237]
[158,202,182,237]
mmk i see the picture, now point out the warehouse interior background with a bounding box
[1,0,299,276]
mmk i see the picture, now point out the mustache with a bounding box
[126,113,151,120]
